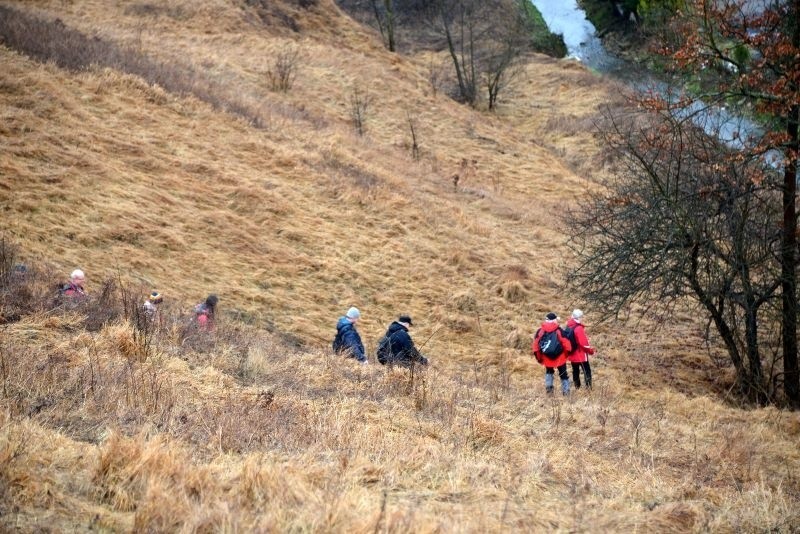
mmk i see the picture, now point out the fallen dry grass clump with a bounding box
[1,0,799,530]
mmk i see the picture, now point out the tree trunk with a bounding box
[689,245,748,388]
[370,0,387,47]
[467,15,476,104]
[744,301,765,403]
[383,0,395,52]
[783,1,799,406]
[782,102,798,406]
[441,10,467,102]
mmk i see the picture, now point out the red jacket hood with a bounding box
[565,318,592,363]
[540,320,560,333]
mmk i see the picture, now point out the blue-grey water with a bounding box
[530,0,771,156]
[530,0,621,72]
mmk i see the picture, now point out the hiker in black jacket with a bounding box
[377,315,428,366]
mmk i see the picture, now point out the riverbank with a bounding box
[577,0,669,69]
[519,0,567,57]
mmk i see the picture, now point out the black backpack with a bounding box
[538,329,563,358]
[562,326,578,355]
[332,329,344,353]
[332,321,350,353]
[375,334,392,364]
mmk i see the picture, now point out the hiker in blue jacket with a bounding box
[377,315,428,366]
[333,307,367,364]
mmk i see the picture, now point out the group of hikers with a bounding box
[58,269,218,330]
[332,306,596,394]
[332,307,429,368]
[58,268,596,393]
[532,310,595,395]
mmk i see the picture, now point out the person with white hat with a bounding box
[332,306,367,364]
[60,268,87,299]
[566,309,595,389]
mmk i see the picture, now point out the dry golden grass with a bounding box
[2,305,799,531]
[1,0,799,531]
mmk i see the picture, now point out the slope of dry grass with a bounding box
[1,285,799,531]
[1,0,799,531]
[0,2,607,367]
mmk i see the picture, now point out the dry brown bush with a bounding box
[267,43,301,92]
[494,264,532,303]
[0,253,57,324]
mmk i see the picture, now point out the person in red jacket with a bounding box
[532,312,573,395]
[566,309,595,390]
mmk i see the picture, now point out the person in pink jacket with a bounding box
[566,309,595,390]
[61,269,87,298]
[194,294,218,330]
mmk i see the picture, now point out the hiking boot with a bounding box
[545,386,554,396]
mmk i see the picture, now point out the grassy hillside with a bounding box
[1,0,799,531]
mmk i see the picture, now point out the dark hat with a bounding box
[206,294,219,307]
[545,312,558,321]
[398,315,413,326]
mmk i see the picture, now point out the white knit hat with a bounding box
[572,309,584,320]
[71,269,85,280]
[346,307,361,320]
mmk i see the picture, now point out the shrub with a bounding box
[267,44,300,93]
[348,86,372,136]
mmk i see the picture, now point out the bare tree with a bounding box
[406,110,420,160]
[653,0,800,404]
[573,101,786,403]
[483,17,527,110]
[349,86,372,136]
[428,0,529,108]
[370,0,396,52]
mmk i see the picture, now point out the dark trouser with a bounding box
[546,365,569,380]
[571,361,592,388]
[545,364,570,394]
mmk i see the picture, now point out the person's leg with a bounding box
[558,364,570,395]
[583,361,592,389]
[571,363,582,389]
[545,367,555,394]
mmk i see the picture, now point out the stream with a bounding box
[530,0,770,156]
